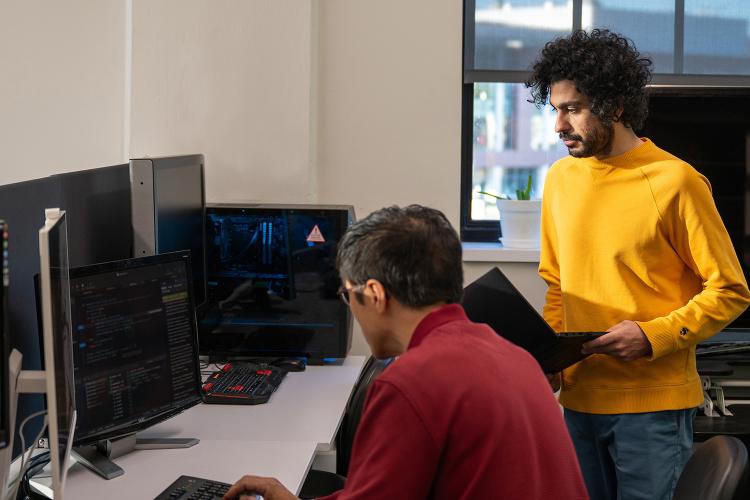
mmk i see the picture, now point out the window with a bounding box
[470,82,563,222]
[461,0,750,241]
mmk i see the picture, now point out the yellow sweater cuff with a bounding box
[637,318,677,360]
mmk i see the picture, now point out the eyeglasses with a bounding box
[337,284,366,306]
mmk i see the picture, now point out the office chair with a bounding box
[298,356,393,499]
[672,435,748,500]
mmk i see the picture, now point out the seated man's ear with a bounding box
[365,279,389,313]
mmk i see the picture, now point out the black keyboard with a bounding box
[154,475,230,499]
[202,362,287,405]
[696,342,750,358]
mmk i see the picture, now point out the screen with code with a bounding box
[69,253,201,444]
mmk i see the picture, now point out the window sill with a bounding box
[462,242,540,263]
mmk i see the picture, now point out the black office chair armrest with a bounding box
[298,469,346,499]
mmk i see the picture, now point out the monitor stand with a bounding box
[1,349,58,500]
[0,350,23,499]
[72,434,199,480]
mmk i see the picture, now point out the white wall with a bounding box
[316,0,463,227]
[0,0,126,184]
[1,0,546,356]
[129,0,315,205]
[315,1,469,355]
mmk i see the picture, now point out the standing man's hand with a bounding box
[581,320,652,361]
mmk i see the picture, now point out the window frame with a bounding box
[460,0,750,242]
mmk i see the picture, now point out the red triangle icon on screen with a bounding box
[306,224,325,243]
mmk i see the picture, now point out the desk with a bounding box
[63,440,318,499]
[695,405,750,443]
[35,356,367,499]
[140,356,366,451]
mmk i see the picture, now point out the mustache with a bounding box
[559,133,583,141]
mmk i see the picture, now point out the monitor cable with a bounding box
[9,410,47,500]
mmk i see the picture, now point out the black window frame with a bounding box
[460,0,750,242]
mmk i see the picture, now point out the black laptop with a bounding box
[462,267,605,373]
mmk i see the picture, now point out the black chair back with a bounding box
[335,356,393,475]
[673,435,748,500]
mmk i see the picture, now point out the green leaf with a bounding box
[477,191,509,200]
[515,174,533,200]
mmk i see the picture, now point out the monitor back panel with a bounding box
[0,165,131,457]
[130,155,206,307]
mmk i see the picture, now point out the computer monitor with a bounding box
[0,221,9,451]
[200,204,354,362]
[0,165,132,459]
[69,252,201,477]
[38,208,77,498]
[130,155,206,307]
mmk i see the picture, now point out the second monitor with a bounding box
[200,204,354,362]
[69,251,202,478]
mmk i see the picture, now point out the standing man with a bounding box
[527,29,750,500]
[224,205,588,499]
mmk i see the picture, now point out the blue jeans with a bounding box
[564,407,696,500]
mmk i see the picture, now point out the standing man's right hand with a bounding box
[546,372,561,392]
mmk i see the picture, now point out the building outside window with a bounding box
[462,0,750,241]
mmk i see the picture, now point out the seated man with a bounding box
[224,205,587,500]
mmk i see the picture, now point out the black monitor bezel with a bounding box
[68,251,202,447]
[200,203,354,360]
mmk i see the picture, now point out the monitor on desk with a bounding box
[38,208,77,498]
[0,165,132,458]
[69,252,202,477]
[130,155,206,307]
[200,204,354,362]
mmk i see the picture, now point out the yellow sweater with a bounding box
[539,138,750,414]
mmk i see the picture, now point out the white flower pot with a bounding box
[496,199,542,249]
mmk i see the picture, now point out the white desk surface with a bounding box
[140,356,367,451]
[34,355,366,499]
[61,440,318,499]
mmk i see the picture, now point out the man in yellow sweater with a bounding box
[526,29,750,500]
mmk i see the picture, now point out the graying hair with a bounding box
[336,205,463,308]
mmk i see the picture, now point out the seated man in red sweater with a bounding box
[224,205,587,500]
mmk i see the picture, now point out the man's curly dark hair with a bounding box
[526,29,653,130]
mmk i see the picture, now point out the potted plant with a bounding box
[479,175,542,249]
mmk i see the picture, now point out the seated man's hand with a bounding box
[223,475,298,500]
[546,372,561,392]
[581,320,652,362]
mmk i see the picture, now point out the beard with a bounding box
[560,121,614,158]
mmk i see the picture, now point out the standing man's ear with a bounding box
[614,101,625,122]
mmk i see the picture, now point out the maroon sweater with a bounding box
[318,304,587,500]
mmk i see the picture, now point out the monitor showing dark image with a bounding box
[200,204,354,361]
[639,87,750,328]
[69,252,202,446]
